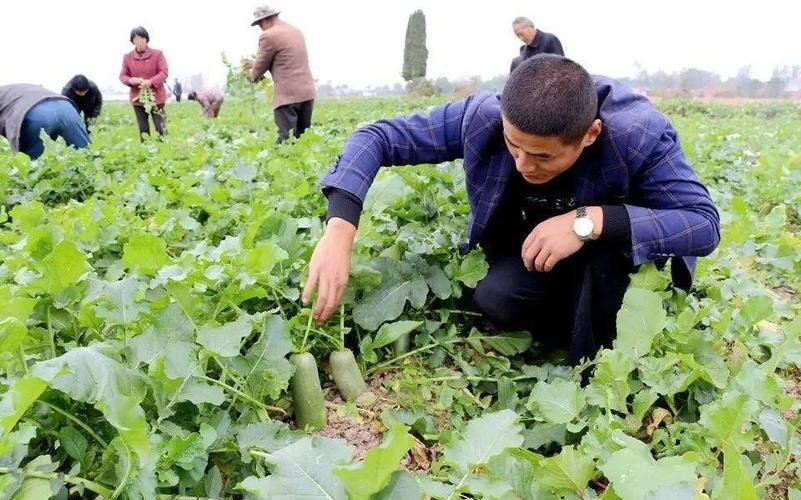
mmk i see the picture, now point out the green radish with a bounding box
[289,353,327,431]
[392,333,411,356]
[329,349,369,402]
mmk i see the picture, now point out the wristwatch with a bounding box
[573,206,595,241]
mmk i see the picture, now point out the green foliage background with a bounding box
[0,94,799,499]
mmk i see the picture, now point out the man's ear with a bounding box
[581,119,602,148]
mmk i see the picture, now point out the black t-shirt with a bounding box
[481,170,578,258]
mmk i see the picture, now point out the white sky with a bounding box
[1,0,799,94]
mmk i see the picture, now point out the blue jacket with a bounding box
[321,76,720,289]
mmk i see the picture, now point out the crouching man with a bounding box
[302,55,720,363]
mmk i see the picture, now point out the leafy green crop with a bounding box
[0,94,799,499]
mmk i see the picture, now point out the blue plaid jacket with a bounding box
[321,76,720,288]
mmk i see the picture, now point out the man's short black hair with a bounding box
[501,54,598,143]
[130,26,150,44]
[71,74,89,91]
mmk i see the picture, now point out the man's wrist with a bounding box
[588,206,604,239]
[326,217,357,236]
[599,205,631,242]
[326,188,363,227]
[572,207,604,240]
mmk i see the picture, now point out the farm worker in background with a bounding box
[303,55,721,364]
[244,5,316,143]
[510,16,564,73]
[188,88,225,118]
[119,26,169,140]
[0,83,90,159]
[172,78,183,102]
[62,74,103,131]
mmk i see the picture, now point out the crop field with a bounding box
[0,91,799,499]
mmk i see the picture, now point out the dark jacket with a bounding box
[321,76,720,291]
[62,77,103,127]
[510,30,564,72]
[0,84,73,153]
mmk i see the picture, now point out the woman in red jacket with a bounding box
[119,26,169,139]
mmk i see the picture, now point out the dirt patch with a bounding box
[315,371,437,470]
[759,437,798,500]
[318,390,384,461]
[317,373,389,461]
[761,367,801,499]
[782,367,801,421]
[772,285,797,301]
[402,440,439,472]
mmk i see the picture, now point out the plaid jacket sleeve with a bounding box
[624,109,721,265]
[320,98,469,201]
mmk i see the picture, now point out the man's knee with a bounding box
[474,277,530,328]
[21,136,45,159]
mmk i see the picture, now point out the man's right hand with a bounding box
[302,217,357,323]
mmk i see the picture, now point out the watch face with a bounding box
[574,217,594,238]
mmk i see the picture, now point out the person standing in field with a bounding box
[0,84,90,159]
[510,17,564,73]
[302,55,720,364]
[173,78,183,102]
[244,5,316,143]
[62,74,103,132]
[188,88,225,118]
[119,26,169,140]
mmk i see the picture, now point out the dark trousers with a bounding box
[474,241,635,363]
[274,99,314,143]
[133,104,166,140]
[19,100,90,159]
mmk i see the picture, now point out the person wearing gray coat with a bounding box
[0,84,90,159]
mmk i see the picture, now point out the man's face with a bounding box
[513,23,536,45]
[75,89,89,97]
[501,116,602,185]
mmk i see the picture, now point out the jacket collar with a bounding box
[132,47,153,60]
[526,30,541,49]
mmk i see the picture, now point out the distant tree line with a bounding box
[621,65,801,98]
[317,65,801,99]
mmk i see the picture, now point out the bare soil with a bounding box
[315,371,436,471]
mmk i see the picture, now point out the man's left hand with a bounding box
[521,207,603,272]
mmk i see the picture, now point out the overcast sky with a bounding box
[1,0,799,94]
